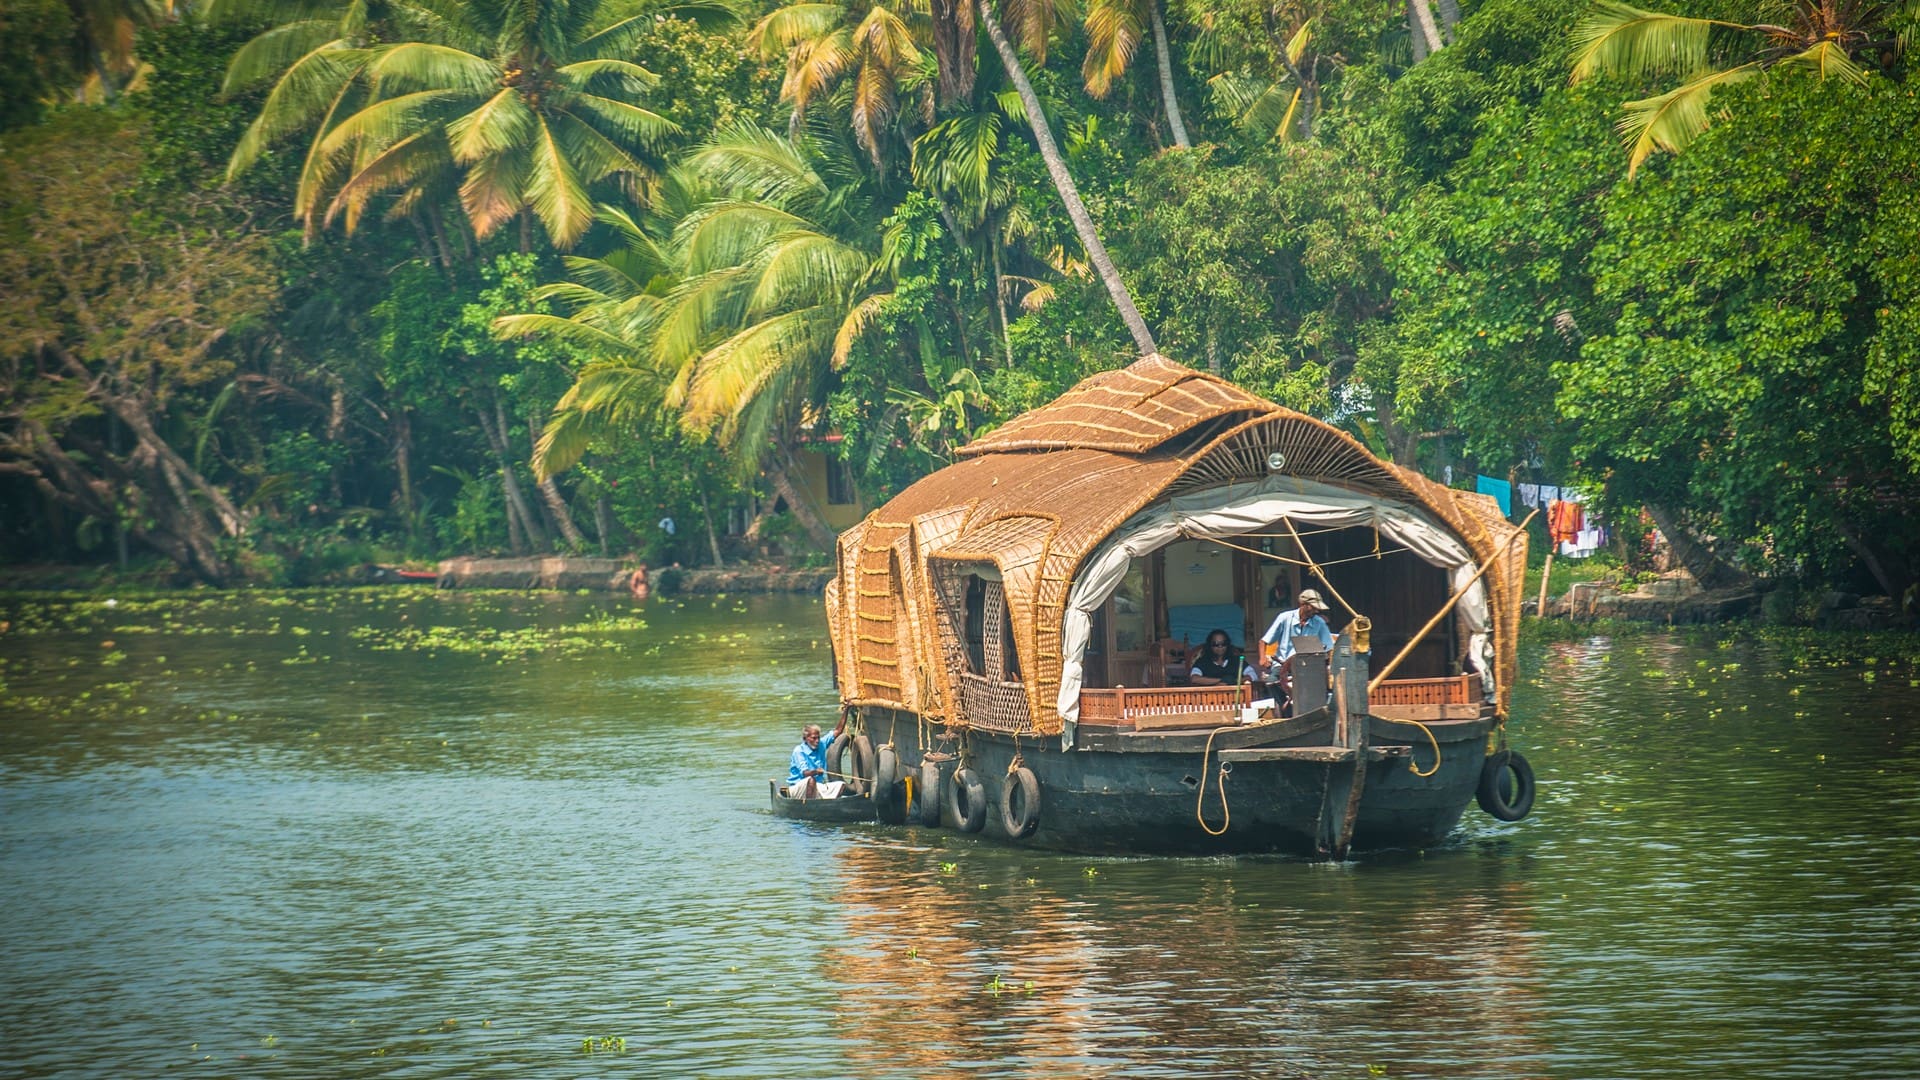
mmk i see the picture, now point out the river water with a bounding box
[1,589,1915,1078]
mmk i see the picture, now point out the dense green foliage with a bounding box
[2,0,1915,602]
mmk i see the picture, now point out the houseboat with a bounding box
[819,355,1535,857]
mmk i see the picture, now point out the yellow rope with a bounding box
[1376,715,1443,778]
[1282,517,1363,620]
[1206,534,1410,572]
[1196,726,1234,836]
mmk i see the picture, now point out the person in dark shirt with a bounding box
[1188,629,1248,686]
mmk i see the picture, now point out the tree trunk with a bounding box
[1372,391,1420,467]
[592,488,614,556]
[1409,0,1444,60]
[526,414,586,548]
[991,239,1016,366]
[1150,1,1191,149]
[768,444,839,554]
[475,394,546,553]
[1836,520,1915,602]
[1646,503,1749,591]
[1436,0,1460,42]
[392,409,416,542]
[930,0,978,105]
[979,0,1158,357]
[700,487,726,568]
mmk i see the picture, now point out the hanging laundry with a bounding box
[1548,498,1583,546]
[1517,483,1541,509]
[1476,475,1513,518]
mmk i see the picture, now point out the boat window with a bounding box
[964,575,987,674]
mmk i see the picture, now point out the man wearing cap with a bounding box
[1260,588,1335,707]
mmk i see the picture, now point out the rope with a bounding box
[1366,508,1537,695]
[1376,714,1443,778]
[1282,517,1363,620]
[1195,726,1234,836]
[1207,534,1411,571]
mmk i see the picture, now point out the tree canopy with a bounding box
[0,0,1913,603]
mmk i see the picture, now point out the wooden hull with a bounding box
[767,779,877,823]
[859,708,1493,856]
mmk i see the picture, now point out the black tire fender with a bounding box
[845,734,875,796]
[951,767,987,833]
[999,766,1041,839]
[874,745,906,824]
[1477,749,1536,822]
[914,760,942,826]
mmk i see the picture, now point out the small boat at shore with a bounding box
[818,355,1536,858]
[767,778,877,823]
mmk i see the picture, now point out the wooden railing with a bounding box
[1077,672,1483,730]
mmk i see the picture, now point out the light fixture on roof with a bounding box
[1267,451,1287,472]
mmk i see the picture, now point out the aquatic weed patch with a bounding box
[349,612,651,660]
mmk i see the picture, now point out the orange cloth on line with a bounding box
[1548,499,1583,545]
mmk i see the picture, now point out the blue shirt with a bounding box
[787,732,839,785]
[1262,609,1333,664]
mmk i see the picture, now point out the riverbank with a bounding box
[0,557,832,596]
[1530,567,1917,631]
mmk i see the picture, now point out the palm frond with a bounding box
[1081,0,1143,99]
[364,42,500,94]
[556,58,661,90]
[326,129,450,229]
[1617,61,1760,176]
[1778,40,1870,84]
[315,88,460,158]
[565,92,682,146]
[688,126,829,208]
[1284,18,1312,66]
[446,88,536,162]
[459,144,531,238]
[493,311,644,355]
[526,115,597,248]
[748,3,847,56]
[831,291,892,366]
[681,201,816,273]
[223,21,345,90]
[684,305,833,435]
[227,45,364,177]
[743,232,869,316]
[1571,2,1747,83]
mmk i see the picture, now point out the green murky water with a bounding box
[2,589,1916,1078]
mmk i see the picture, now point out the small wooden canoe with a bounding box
[767,779,876,823]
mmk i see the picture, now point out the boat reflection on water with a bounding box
[815,837,1553,1076]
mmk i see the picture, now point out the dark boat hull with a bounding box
[767,779,878,823]
[860,709,1492,856]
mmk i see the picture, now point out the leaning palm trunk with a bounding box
[1150,2,1190,148]
[979,0,1158,357]
[768,447,839,554]
[1646,503,1749,592]
[528,414,587,548]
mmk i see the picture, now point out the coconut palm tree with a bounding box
[224,0,681,249]
[748,0,933,168]
[973,0,1158,354]
[1082,0,1192,147]
[500,127,897,549]
[1571,0,1917,176]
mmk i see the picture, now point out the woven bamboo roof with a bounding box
[827,356,1526,736]
[955,354,1271,458]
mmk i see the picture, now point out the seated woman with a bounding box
[1188,629,1250,687]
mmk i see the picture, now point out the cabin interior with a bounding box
[1073,522,1459,690]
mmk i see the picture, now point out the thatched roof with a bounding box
[825,355,1524,736]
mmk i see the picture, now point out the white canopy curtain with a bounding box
[1056,476,1495,739]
